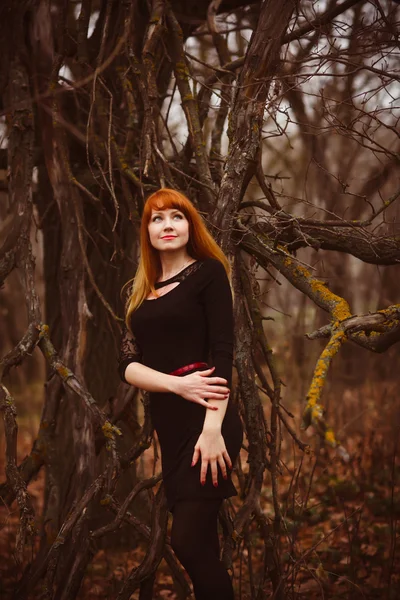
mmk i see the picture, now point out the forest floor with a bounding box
[1,383,399,600]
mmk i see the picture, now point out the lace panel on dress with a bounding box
[118,323,142,382]
[154,260,204,289]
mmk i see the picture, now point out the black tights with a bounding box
[170,499,234,600]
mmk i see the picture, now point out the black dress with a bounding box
[118,258,243,512]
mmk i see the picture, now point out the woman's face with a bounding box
[147,207,190,253]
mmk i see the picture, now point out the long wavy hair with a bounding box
[123,188,231,329]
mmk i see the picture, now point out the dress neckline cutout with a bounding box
[154,260,199,289]
[144,260,203,301]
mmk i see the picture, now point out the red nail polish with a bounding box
[201,481,205,486]
[191,461,195,467]
[213,482,218,488]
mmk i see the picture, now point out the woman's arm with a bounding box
[124,363,229,409]
[192,260,235,484]
[124,361,180,393]
[118,324,230,409]
[201,259,234,427]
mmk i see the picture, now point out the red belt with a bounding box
[169,362,208,376]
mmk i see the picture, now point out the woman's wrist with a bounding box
[202,422,222,434]
[202,399,227,432]
[166,374,180,394]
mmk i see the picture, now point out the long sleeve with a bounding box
[199,260,234,389]
[117,322,143,384]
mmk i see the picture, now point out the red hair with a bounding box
[123,189,231,327]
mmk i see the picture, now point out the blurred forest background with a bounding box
[0,0,399,598]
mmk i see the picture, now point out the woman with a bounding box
[118,188,243,600]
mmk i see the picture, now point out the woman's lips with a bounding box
[161,236,177,239]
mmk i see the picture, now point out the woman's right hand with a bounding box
[171,367,229,410]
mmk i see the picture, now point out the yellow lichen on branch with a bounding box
[102,421,122,442]
[377,303,400,319]
[324,428,337,447]
[302,330,346,440]
[280,251,352,323]
[304,330,345,413]
[274,249,352,451]
[241,233,398,461]
[309,279,351,323]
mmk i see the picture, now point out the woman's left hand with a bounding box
[191,428,232,487]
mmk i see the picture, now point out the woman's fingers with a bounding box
[202,391,229,400]
[190,370,230,401]
[198,367,215,376]
[191,445,200,467]
[223,449,232,470]
[193,430,233,486]
[208,377,229,385]
[203,377,230,388]
[200,457,209,485]
[217,455,228,480]
[200,455,230,485]
[205,385,229,393]
[200,400,218,410]
[211,460,218,487]
[198,370,228,387]
[203,386,230,395]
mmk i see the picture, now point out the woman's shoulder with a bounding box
[197,257,229,284]
[201,257,226,271]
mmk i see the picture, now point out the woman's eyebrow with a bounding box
[152,209,182,216]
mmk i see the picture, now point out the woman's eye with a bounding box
[152,213,184,222]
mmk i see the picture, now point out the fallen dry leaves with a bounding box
[1,387,399,600]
